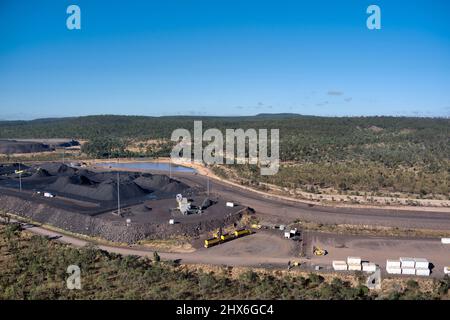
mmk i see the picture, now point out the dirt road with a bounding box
[171,171,450,231]
[304,231,450,277]
[19,222,297,267]
[16,220,449,278]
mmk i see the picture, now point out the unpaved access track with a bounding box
[163,171,450,231]
[14,220,449,277]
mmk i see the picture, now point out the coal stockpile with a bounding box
[133,174,188,195]
[56,139,80,148]
[0,163,30,175]
[1,163,190,203]
[47,174,148,202]
[0,140,53,154]
[37,162,77,176]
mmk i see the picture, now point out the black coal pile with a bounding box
[31,168,52,178]
[0,163,29,175]
[47,175,148,202]
[56,139,80,148]
[134,174,188,194]
[22,163,192,202]
[0,140,53,154]
[37,163,77,176]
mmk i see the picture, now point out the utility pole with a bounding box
[117,172,121,216]
[18,163,22,192]
[207,174,210,197]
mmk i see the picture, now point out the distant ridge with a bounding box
[255,113,302,118]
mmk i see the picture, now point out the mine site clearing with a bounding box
[0,161,449,278]
[0,162,248,241]
[0,139,80,154]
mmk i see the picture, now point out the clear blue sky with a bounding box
[1,0,449,119]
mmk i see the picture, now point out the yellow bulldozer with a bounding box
[313,246,327,256]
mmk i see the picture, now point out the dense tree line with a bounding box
[1,114,448,165]
[1,115,448,195]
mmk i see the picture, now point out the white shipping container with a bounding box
[386,260,401,268]
[414,258,429,269]
[362,262,377,273]
[226,202,235,207]
[284,232,291,239]
[347,257,362,265]
[386,267,402,274]
[401,267,416,275]
[348,264,362,271]
[400,257,415,268]
[441,238,450,244]
[334,265,347,271]
[332,261,348,271]
[332,260,346,267]
[415,268,430,276]
[169,219,175,225]
[44,192,54,198]
[444,267,450,275]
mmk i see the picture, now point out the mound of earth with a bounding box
[56,139,80,148]
[22,163,191,202]
[47,175,149,201]
[133,174,188,194]
[31,168,52,178]
[0,163,29,175]
[37,163,77,176]
[0,140,53,154]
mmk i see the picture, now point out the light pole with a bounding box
[117,172,121,216]
[18,163,22,192]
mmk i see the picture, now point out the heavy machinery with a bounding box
[220,233,234,241]
[313,246,327,256]
[205,228,252,248]
[204,237,221,248]
[234,228,251,237]
[287,260,301,270]
[213,227,223,239]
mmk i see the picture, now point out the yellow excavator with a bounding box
[287,260,301,270]
[313,246,327,256]
[213,227,223,239]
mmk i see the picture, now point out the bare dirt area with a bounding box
[199,230,300,258]
[1,159,449,274]
[0,140,53,154]
[171,159,450,210]
[303,231,450,277]
[0,139,80,154]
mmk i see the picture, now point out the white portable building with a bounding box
[414,258,429,269]
[386,260,401,268]
[401,267,416,275]
[386,267,402,274]
[332,261,348,271]
[400,257,415,268]
[416,268,430,276]
[362,262,377,273]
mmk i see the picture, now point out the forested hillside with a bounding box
[1,115,448,164]
[1,115,448,198]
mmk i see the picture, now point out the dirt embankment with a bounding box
[0,194,245,244]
